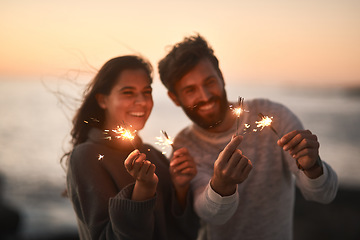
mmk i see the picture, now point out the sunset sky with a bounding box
[1,0,359,87]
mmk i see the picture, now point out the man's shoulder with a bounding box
[247,98,285,109]
[176,125,193,137]
[245,98,293,116]
[174,125,196,146]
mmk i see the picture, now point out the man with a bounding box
[158,34,338,240]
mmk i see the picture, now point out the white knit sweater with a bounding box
[174,99,338,240]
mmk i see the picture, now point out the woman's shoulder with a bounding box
[69,140,108,167]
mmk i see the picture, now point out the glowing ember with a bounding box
[232,97,245,136]
[104,124,137,149]
[256,113,280,138]
[111,126,136,141]
[256,115,273,130]
[232,107,243,117]
[98,154,104,161]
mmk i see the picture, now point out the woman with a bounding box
[64,55,199,239]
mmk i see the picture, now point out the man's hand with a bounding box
[211,135,252,196]
[277,130,323,178]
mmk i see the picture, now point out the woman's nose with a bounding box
[134,93,146,105]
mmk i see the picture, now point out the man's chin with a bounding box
[189,115,223,129]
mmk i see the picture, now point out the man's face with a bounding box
[169,58,229,129]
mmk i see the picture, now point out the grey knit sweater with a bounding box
[174,99,338,240]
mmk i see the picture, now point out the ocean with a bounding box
[0,78,359,238]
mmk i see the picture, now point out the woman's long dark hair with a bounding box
[61,55,153,168]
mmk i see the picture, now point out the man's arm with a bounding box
[278,129,338,203]
[193,135,253,225]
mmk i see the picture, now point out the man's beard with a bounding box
[181,90,229,129]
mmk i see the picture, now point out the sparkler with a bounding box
[232,97,244,136]
[256,113,280,139]
[255,113,303,170]
[105,123,140,165]
[98,154,104,161]
[155,130,174,155]
[105,124,137,149]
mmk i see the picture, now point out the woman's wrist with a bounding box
[131,181,157,201]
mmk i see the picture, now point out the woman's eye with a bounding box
[122,91,134,96]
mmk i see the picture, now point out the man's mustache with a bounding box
[185,96,219,111]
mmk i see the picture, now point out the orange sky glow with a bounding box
[1,0,359,87]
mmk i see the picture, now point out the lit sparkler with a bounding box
[105,124,137,149]
[256,113,280,139]
[256,113,303,169]
[232,97,244,136]
[155,130,174,155]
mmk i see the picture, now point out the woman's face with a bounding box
[97,69,153,131]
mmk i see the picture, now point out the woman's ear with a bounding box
[168,91,180,106]
[95,94,107,109]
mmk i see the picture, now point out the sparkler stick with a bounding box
[161,130,174,149]
[257,113,280,139]
[155,130,174,155]
[233,97,244,136]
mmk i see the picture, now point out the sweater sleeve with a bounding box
[194,181,239,225]
[175,131,239,225]
[67,144,157,240]
[108,184,157,239]
[295,160,338,203]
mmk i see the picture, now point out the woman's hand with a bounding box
[124,149,158,201]
[170,147,197,189]
[169,147,197,208]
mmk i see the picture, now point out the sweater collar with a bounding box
[191,120,236,146]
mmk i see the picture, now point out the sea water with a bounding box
[0,78,359,237]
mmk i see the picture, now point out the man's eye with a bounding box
[184,88,195,94]
[205,79,216,87]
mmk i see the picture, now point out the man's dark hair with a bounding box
[158,34,224,93]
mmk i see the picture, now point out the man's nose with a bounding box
[198,87,211,102]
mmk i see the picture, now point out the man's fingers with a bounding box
[225,149,244,170]
[289,138,319,157]
[278,130,316,151]
[240,162,253,181]
[218,135,243,167]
